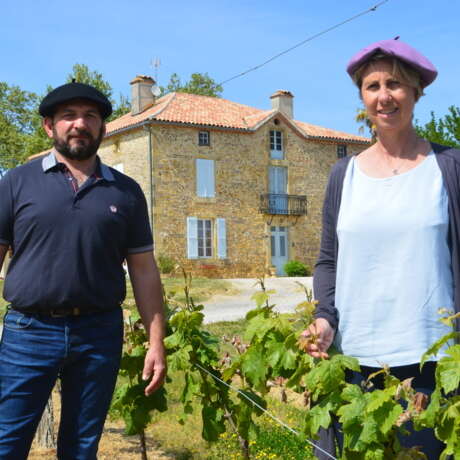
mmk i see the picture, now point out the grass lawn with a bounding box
[162,276,238,303]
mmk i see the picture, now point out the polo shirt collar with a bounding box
[41,150,115,182]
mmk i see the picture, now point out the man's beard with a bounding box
[53,127,104,161]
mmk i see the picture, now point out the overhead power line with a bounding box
[218,0,390,87]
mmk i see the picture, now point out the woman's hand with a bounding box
[301,318,335,359]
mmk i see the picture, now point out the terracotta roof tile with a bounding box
[99,92,370,144]
[105,93,175,134]
[295,120,369,143]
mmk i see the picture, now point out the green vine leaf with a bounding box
[264,339,285,368]
[238,389,267,417]
[167,344,193,371]
[420,332,459,369]
[240,343,268,391]
[338,385,366,429]
[163,330,183,349]
[304,391,341,437]
[435,398,460,456]
[244,316,275,342]
[250,290,275,308]
[366,390,392,413]
[201,405,225,442]
[436,345,460,393]
[374,401,402,436]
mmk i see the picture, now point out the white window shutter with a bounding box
[187,217,198,259]
[217,218,227,259]
[196,159,215,197]
[269,167,276,193]
[280,167,287,193]
[208,160,215,197]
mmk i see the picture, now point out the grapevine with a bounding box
[111,273,460,460]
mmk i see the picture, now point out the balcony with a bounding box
[259,193,307,216]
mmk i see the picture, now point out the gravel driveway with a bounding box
[202,277,313,323]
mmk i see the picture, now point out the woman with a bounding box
[306,38,460,459]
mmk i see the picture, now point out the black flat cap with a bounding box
[39,81,113,119]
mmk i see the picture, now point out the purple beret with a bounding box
[346,38,438,87]
[39,82,113,119]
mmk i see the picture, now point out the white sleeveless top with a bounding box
[335,152,453,367]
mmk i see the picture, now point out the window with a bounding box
[197,219,212,257]
[198,131,210,146]
[270,130,284,159]
[337,145,347,158]
[269,166,287,194]
[196,159,215,197]
[187,217,226,259]
[268,167,288,214]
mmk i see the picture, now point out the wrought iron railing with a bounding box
[259,193,307,216]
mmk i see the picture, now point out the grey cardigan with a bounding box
[312,142,460,459]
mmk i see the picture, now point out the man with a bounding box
[0,82,166,459]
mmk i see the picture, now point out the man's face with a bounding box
[43,99,105,161]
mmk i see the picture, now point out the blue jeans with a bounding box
[0,307,123,460]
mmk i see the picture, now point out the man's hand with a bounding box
[142,343,167,396]
[301,318,335,359]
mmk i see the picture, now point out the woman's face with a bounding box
[360,60,416,134]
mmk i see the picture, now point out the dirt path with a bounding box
[29,391,173,460]
[202,276,313,323]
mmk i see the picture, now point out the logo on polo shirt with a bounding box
[110,205,118,213]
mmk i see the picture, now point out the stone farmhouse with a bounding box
[96,76,369,278]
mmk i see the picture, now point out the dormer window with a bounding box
[198,131,210,146]
[270,130,283,159]
[337,144,347,158]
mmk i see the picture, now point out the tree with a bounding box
[67,64,113,101]
[0,82,46,171]
[67,64,130,121]
[160,72,223,97]
[356,104,460,148]
[355,106,375,141]
[111,93,131,120]
[415,106,460,148]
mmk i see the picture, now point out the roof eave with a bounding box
[306,135,371,145]
[104,119,253,138]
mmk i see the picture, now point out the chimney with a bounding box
[130,75,156,116]
[270,90,294,119]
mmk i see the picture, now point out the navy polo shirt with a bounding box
[0,152,153,311]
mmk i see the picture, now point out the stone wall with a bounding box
[99,118,367,278]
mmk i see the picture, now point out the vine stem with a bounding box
[139,429,148,460]
[224,405,249,459]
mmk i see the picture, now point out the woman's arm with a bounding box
[303,160,348,356]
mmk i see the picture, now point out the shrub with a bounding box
[157,254,176,274]
[284,260,311,277]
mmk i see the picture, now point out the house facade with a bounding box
[96,76,370,278]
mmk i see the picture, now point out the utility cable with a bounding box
[194,362,338,460]
[218,0,390,87]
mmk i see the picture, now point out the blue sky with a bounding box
[1,0,459,136]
